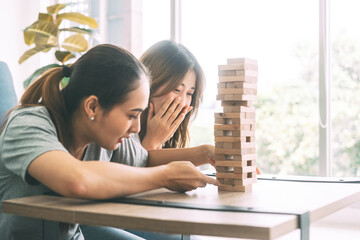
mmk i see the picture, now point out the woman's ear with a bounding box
[84,95,99,119]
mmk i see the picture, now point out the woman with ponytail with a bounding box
[0,44,218,240]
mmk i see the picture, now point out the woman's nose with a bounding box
[180,93,188,106]
[131,118,141,133]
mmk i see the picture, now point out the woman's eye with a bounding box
[187,93,194,96]
[129,115,137,120]
[174,89,180,93]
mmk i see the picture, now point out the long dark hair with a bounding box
[17,44,148,149]
[139,40,205,148]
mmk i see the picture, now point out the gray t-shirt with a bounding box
[0,106,148,240]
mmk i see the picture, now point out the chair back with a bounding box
[0,61,17,123]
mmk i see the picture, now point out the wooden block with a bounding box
[214,124,255,131]
[216,141,256,149]
[217,82,257,90]
[214,129,255,138]
[218,64,258,71]
[215,112,247,120]
[218,177,257,186]
[215,118,236,125]
[215,160,256,168]
[227,58,258,65]
[216,167,257,176]
[214,154,256,161]
[215,142,258,149]
[215,166,233,172]
[219,75,257,83]
[236,69,258,77]
[218,184,252,192]
[215,133,255,142]
[215,147,256,155]
[219,69,257,77]
[215,118,255,125]
[233,170,257,178]
[218,88,257,95]
[215,108,255,116]
[215,142,224,148]
[246,112,256,119]
[218,70,236,77]
[214,130,228,137]
[217,94,257,101]
[223,105,257,113]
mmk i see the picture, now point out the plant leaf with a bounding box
[59,27,93,35]
[23,63,61,88]
[55,50,75,64]
[18,44,54,64]
[34,34,57,47]
[23,31,36,45]
[47,4,66,14]
[57,12,98,29]
[60,27,101,42]
[38,13,53,22]
[26,21,58,37]
[61,34,88,52]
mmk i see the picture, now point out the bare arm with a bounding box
[27,150,218,199]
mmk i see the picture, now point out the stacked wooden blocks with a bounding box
[215,58,258,192]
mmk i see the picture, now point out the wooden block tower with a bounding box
[214,58,258,192]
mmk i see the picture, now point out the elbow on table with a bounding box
[64,180,88,198]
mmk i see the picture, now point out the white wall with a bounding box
[0,0,142,100]
[0,0,50,100]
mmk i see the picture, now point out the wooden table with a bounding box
[2,178,360,240]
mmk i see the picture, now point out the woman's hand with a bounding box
[142,97,192,150]
[202,144,216,167]
[200,144,261,174]
[162,161,220,192]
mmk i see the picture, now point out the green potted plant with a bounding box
[19,3,98,88]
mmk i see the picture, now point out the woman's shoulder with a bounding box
[6,106,55,131]
[10,106,50,119]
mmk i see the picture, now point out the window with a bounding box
[179,0,320,176]
[330,0,360,177]
[140,0,360,178]
[142,0,170,51]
